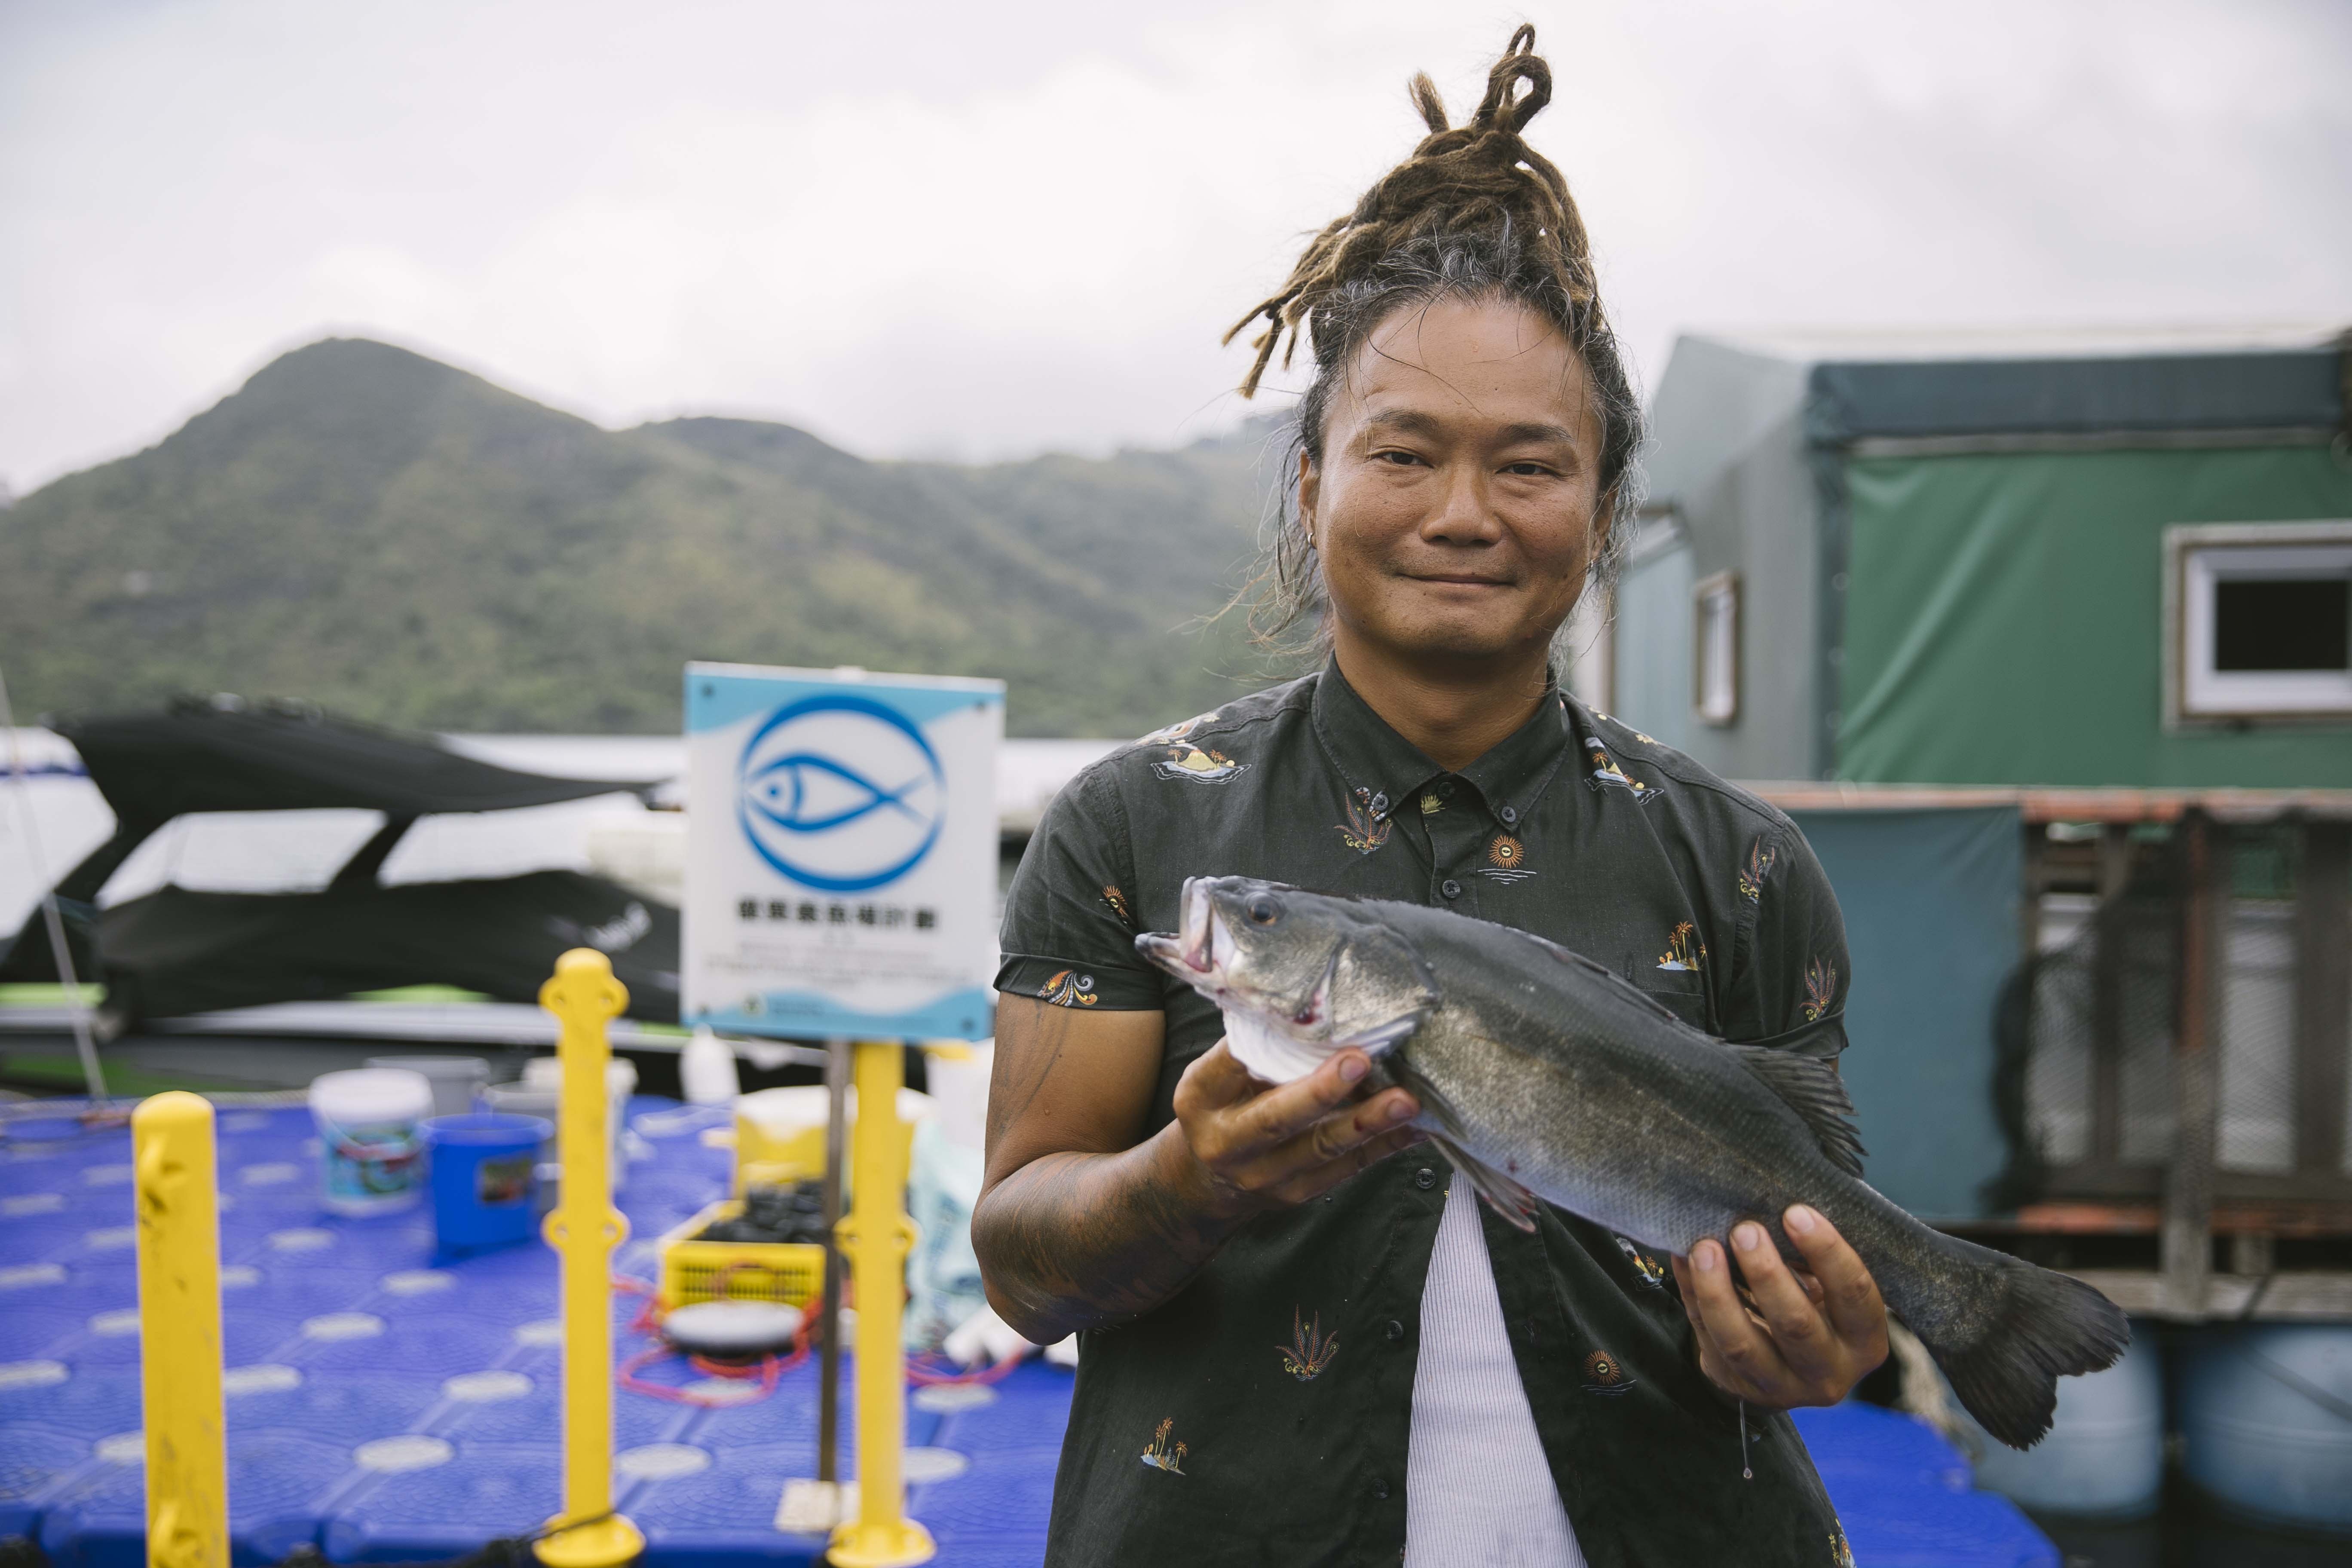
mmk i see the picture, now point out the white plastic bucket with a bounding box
[309,1068,433,1216]
[364,1055,490,1119]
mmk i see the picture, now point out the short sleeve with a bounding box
[995,763,1164,1011]
[1731,820,1853,1052]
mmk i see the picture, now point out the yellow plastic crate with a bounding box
[732,1089,918,1195]
[656,1199,826,1311]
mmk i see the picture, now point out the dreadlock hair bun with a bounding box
[1225,25,1646,657]
[1225,26,1592,395]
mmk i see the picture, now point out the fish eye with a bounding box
[1246,898,1279,925]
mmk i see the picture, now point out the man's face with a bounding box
[1301,295,1608,673]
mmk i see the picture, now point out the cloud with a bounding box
[2,0,2346,490]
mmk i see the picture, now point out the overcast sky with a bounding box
[3,0,2347,494]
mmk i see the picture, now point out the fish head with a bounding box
[1136,876,1436,1084]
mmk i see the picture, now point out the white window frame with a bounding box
[1693,571,1740,727]
[2163,520,2352,728]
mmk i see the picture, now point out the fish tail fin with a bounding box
[1913,1248,2130,1450]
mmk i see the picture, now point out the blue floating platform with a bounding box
[1794,1404,2059,1568]
[5,1102,2061,1567]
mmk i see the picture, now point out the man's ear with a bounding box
[1296,449,1320,549]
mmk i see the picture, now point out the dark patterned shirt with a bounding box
[995,658,1857,1568]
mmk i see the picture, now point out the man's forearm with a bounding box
[973,1121,1250,1344]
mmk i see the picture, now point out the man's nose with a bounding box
[1418,463,1501,546]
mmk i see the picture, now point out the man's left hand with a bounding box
[1668,1204,1889,1409]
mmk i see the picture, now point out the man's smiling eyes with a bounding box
[1367,449,1561,477]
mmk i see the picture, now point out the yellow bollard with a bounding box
[133,1091,227,1568]
[827,1041,934,1568]
[534,949,644,1568]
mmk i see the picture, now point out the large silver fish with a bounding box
[1136,875,2128,1449]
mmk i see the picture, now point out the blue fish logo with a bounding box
[736,695,947,892]
[744,753,930,834]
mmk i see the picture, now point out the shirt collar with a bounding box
[1309,655,1576,827]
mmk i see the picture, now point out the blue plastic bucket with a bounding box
[1967,1319,2163,1520]
[2179,1323,2352,1537]
[423,1113,552,1256]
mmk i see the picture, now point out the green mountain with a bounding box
[0,338,1300,736]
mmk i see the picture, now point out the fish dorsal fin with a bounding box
[1730,1044,1866,1178]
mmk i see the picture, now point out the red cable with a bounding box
[609,1272,812,1407]
[906,1349,1026,1386]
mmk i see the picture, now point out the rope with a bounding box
[610,1271,805,1407]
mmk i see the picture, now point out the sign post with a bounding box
[684,663,1001,1567]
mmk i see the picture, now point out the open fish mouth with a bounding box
[1146,877,1235,984]
[1140,879,1335,1030]
[1182,879,1230,976]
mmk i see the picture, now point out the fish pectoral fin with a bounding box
[1729,1043,1866,1178]
[1431,1136,1540,1231]
[1333,1012,1426,1056]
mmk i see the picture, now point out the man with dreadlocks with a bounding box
[975,28,1881,1566]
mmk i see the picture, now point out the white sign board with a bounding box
[682,662,1004,1041]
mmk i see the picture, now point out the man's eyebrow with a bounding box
[1359,410,1582,448]
[1492,420,1581,447]
[1360,409,1448,440]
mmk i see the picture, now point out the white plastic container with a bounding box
[679,1026,740,1106]
[309,1068,433,1216]
[364,1055,490,1119]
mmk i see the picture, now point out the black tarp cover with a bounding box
[95,872,681,1023]
[0,701,678,1022]
[61,701,655,821]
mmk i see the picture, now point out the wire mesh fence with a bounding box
[1994,819,2351,1211]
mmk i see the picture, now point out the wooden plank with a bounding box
[1740,783,2352,823]
[2297,822,2350,1181]
[2090,865,2124,1167]
[1975,1200,2352,1237]
[2067,1270,2352,1323]
[2161,815,2222,1317]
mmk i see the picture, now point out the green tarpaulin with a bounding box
[1838,444,2352,786]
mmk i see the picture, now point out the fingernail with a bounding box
[1694,1242,1720,1273]
[1338,1054,1367,1083]
[1734,1222,1764,1253]
[1386,1098,1413,1124]
[1785,1204,1817,1234]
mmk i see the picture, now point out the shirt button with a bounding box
[1386,1319,1406,1341]
[1414,1167,1436,1190]
[1440,879,1462,900]
[1373,1479,1392,1501]
[1499,805,1518,826]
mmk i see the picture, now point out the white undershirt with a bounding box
[1404,1178,1586,1568]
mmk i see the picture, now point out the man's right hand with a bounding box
[974,997,1424,1344]
[1171,1040,1422,1219]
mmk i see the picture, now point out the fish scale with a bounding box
[1139,875,2131,1451]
